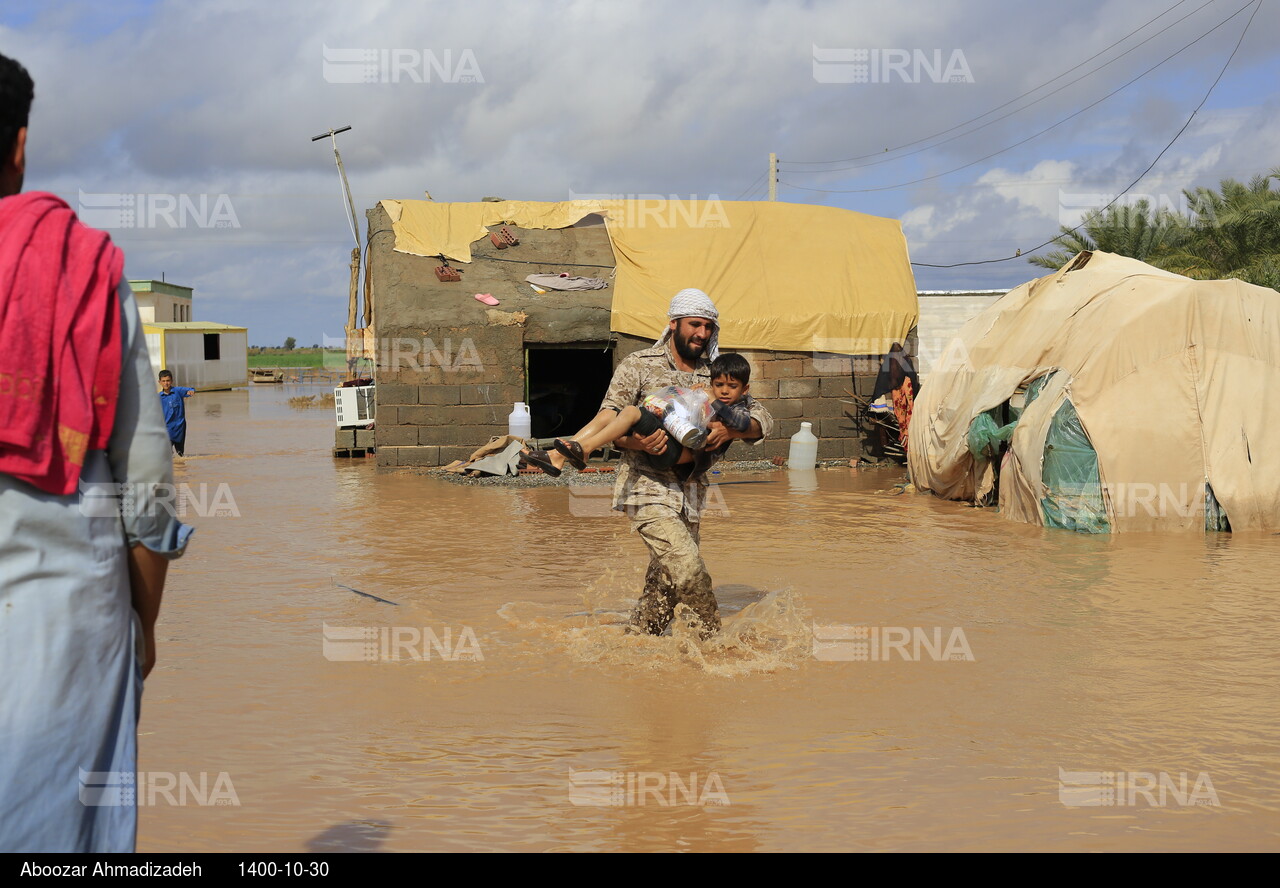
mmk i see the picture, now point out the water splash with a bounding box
[500,576,812,677]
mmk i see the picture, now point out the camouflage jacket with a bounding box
[599,342,773,521]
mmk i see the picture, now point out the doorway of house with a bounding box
[525,343,614,440]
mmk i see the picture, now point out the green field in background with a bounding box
[247,350,344,368]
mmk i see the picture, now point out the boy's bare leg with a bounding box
[526,408,628,470]
[565,408,625,443]
[568,405,642,455]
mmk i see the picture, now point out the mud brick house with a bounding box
[362,198,919,468]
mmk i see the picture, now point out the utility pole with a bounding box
[312,125,363,378]
[768,152,777,201]
[312,125,360,249]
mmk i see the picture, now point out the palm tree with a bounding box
[1156,170,1280,290]
[1030,170,1280,290]
[1028,198,1188,271]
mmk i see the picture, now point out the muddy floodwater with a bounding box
[139,386,1280,852]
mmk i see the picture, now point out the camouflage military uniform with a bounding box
[599,342,773,636]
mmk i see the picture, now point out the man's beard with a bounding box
[673,327,708,362]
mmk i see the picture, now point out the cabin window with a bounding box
[203,333,221,361]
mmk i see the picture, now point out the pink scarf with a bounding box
[0,191,123,494]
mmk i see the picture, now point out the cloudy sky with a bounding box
[4,0,1277,345]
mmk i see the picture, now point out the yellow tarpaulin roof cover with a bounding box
[908,251,1280,533]
[379,198,918,353]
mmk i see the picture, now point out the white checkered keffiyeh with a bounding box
[654,288,720,361]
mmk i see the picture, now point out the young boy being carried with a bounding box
[525,353,754,476]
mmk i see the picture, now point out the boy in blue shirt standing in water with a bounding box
[157,369,194,456]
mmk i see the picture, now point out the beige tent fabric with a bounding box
[379,198,918,353]
[908,251,1280,533]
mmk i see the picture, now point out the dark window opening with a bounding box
[203,333,221,361]
[525,344,614,440]
[1064,251,1093,273]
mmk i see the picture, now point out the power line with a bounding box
[735,170,766,200]
[910,0,1262,269]
[783,0,1192,167]
[781,0,1215,174]
[781,0,1258,196]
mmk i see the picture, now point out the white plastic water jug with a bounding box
[788,421,818,470]
[508,401,532,440]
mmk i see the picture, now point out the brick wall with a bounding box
[375,323,525,468]
[732,346,869,461]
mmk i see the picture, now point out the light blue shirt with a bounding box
[0,281,192,852]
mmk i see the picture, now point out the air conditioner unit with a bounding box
[334,385,376,427]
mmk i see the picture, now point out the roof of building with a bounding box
[129,280,193,298]
[143,322,246,332]
[377,198,918,352]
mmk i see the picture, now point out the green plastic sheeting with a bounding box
[1023,374,1052,410]
[967,412,1017,461]
[1040,397,1110,533]
[1205,485,1231,532]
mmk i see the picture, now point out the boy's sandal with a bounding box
[552,438,587,471]
[523,449,562,477]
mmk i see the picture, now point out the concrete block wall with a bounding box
[732,347,870,462]
[375,323,525,468]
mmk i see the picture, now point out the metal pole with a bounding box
[311,125,360,250]
[312,126,363,379]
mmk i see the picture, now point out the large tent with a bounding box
[908,251,1280,533]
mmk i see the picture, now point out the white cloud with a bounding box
[5,0,1280,339]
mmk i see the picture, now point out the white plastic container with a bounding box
[508,401,532,440]
[788,421,818,470]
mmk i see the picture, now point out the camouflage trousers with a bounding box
[626,503,720,638]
